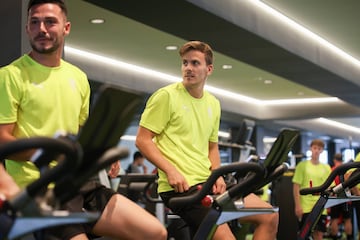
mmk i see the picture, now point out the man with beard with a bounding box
[0,1,167,239]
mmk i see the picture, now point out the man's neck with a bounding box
[310,158,320,164]
[28,50,62,67]
[183,83,204,99]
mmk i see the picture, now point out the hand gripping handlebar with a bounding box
[0,137,82,201]
[168,162,265,210]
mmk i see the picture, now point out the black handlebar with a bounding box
[242,162,289,197]
[0,137,82,198]
[335,168,360,193]
[300,161,360,195]
[55,146,129,203]
[168,162,265,210]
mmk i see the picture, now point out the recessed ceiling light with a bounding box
[222,64,232,70]
[165,45,178,50]
[90,18,105,24]
[264,79,272,84]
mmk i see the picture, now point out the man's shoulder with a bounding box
[295,160,307,168]
[61,60,86,76]
[160,82,181,92]
[204,90,220,103]
[151,83,180,100]
[321,162,331,171]
[1,55,27,72]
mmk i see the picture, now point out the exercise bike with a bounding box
[0,85,143,240]
[297,161,360,240]
[167,128,300,240]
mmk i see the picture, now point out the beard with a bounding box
[30,38,61,54]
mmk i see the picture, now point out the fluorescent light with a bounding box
[263,97,339,105]
[204,85,262,104]
[218,130,230,138]
[254,0,360,69]
[263,79,272,84]
[64,45,339,106]
[120,131,230,140]
[120,135,136,141]
[317,118,360,134]
[90,18,105,24]
[222,64,233,70]
[263,136,276,143]
[165,45,178,50]
[65,46,180,84]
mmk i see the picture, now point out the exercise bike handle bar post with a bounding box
[241,162,289,197]
[55,146,129,203]
[0,137,82,208]
[168,162,265,210]
[332,168,360,194]
[300,161,360,196]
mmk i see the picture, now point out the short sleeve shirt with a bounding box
[139,82,221,193]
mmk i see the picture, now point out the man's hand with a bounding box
[0,165,20,198]
[212,176,226,194]
[167,169,189,193]
[295,205,303,221]
[108,161,120,178]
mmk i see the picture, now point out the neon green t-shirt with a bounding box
[0,54,90,188]
[140,82,221,193]
[292,160,331,213]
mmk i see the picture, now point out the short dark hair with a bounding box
[27,0,68,16]
[179,41,214,66]
[133,151,143,160]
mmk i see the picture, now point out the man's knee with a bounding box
[260,212,279,229]
[152,226,168,240]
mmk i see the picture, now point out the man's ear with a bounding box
[207,64,214,76]
[64,21,71,36]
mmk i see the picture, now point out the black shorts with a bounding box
[159,183,210,237]
[34,180,116,240]
[330,202,352,219]
[299,213,327,233]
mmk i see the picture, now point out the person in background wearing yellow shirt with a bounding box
[293,139,331,240]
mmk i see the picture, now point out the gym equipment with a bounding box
[0,136,84,240]
[219,119,256,163]
[168,128,300,240]
[297,161,360,240]
[117,173,157,202]
[0,85,143,240]
[271,168,298,240]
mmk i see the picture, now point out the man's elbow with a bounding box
[135,138,140,150]
[135,134,144,150]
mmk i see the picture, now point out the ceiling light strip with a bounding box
[263,97,339,105]
[65,46,179,84]
[254,0,360,68]
[65,45,338,106]
[317,117,360,134]
[121,131,230,141]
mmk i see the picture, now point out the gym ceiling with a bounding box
[64,0,360,145]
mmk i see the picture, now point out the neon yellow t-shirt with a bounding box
[140,82,221,193]
[0,54,90,188]
[292,160,331,213]
[355,154,360,162]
